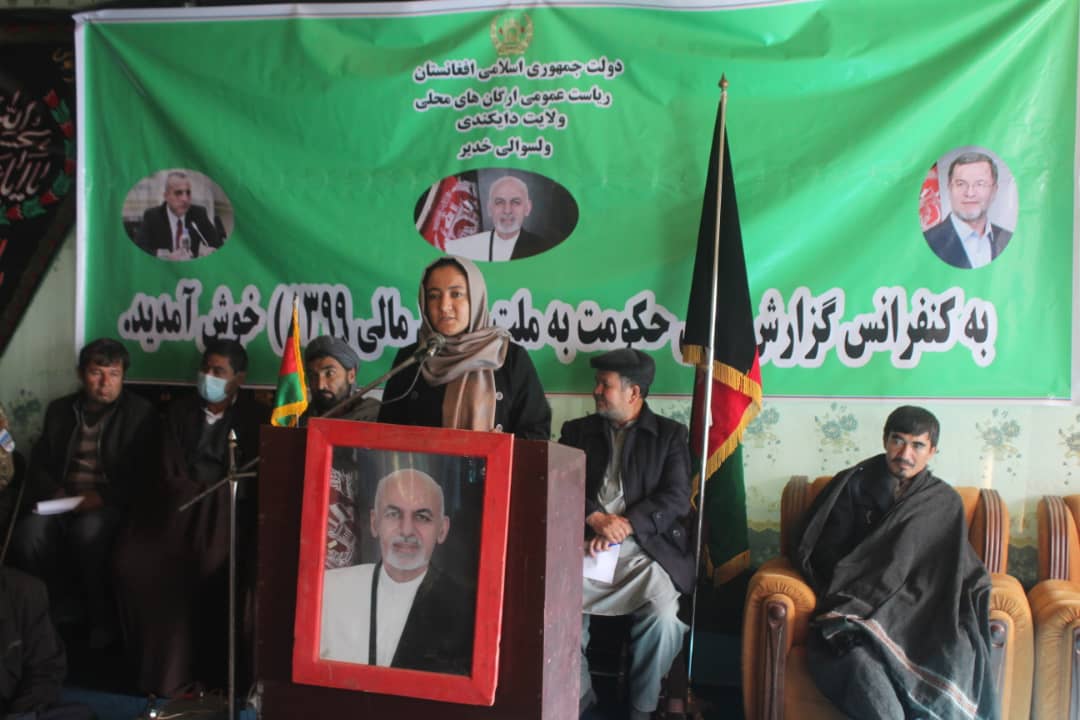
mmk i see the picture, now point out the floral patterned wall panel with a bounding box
[735,399,1080,587]
[555,395,1079,587]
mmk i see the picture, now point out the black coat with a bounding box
[558,403,695,593]
[134,203,222,258]
[392,563,474,675]
[924,214,1011,268]
[794,455,996,719]
[511,228,557,260]
[378,342,551,440]
[154,391,269,568]
[0,568,66,715]
[28,389,158,510]
[452,228,557,261]
[114,390,269,696]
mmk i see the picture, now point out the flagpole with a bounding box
[687,75,729,688]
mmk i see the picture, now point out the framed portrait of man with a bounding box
[292,418,513,705]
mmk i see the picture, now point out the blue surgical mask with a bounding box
[196,372,228,403]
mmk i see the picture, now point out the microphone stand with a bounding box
[171,338,439,717]
[178,430,257,720]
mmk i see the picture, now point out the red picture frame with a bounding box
[292,418,513,705]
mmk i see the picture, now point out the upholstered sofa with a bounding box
[741,475,1033,720]
[1029,494,1080,719]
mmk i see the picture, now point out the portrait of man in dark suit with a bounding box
[445,175,557,261]
[319,468,473,675]
[134,171,224,261]
[923,151,1013,269]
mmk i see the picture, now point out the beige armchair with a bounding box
[1029,495,1080,719]
[741,475,1033,720]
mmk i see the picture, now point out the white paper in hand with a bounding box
[34,497,84,515]
[583,542,620,583]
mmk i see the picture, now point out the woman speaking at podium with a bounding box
[377,256,550,440]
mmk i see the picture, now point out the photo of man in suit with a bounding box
[923,151,1013,269]
[134,171,224,261]
[445,175,556,261]
[319,468,473,675]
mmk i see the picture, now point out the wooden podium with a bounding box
[253,426,585,719]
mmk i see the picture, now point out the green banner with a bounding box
[76,0,1077,397]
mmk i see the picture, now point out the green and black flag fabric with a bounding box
[271,299,309,428]
[682,109,762,586]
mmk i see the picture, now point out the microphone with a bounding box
[413,333,446,361]
[189,220,209,255]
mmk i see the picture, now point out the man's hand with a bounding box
[586,511,633,544]
[585,535,616,558]
[157,248,192,261]
[75,491,104,512]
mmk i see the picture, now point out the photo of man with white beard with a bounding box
[444,174,557,261]
[318,468,474,675]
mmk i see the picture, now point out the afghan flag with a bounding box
[270,299,309,427]
[681,103,762,586]
[415,171,481,250]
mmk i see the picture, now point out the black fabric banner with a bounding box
[0,16,76,355]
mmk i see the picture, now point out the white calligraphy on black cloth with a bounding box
[0,91,52,203]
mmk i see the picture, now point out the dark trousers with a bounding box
[7,506,123,634]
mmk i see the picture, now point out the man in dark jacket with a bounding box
[134,171,222,260]
[113,338,269,695]
[0,567,92,719]
[794,406,996,719]
[559,349,693,720]
[9,338,157,650]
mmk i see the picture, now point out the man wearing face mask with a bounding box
[113,338,269,696]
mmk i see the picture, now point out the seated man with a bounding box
[793,405,996,719]
[0,567,92,720]
[301,336,379,568]
[559,349,693,720]
[10,338,157,650]
[114,338,268,695]
[301,335,379,423]
[319,468,473,675]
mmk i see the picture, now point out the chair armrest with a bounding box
[989,573,1033,720]
[1038,495,1074,581]
[1030,578,1080,720]
[742,558,817,720]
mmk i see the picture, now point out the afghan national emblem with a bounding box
[490,12,533,57]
